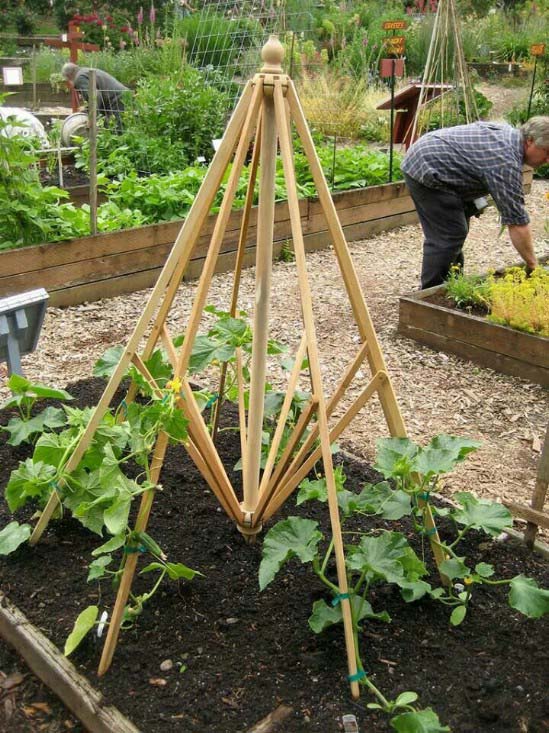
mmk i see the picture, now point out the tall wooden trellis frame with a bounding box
[29,36,445,697]
[410,0,480,142]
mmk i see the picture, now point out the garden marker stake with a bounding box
[26,36,447,693]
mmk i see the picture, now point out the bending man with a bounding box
[401,116,549,289]
[62,62,129,132]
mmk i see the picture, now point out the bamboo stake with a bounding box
[253,398,318,526]
[160,324,178,371]
[236,348,248,468]
[178,379,242,520]
[266,340,370,496]
[243,75,278,514]
[211,117,263,443]
[263,373,383,522]
[29,82,254,546]
[98,431,169,675]
[257,333,308,499]
[273,78,359,699]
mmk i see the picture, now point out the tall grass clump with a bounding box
[297,71,389,141]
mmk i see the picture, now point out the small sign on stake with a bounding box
[530,43,546,57]
[382,20,408,30]
[2,67,23,86]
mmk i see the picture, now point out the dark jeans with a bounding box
[404,173,470,289]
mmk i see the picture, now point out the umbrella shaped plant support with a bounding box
[28,36,445,698]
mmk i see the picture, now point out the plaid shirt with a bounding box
[402,122,529,226]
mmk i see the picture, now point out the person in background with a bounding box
[401,116,549,289]
[61,62,129,132]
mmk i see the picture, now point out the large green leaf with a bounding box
[34,431,73,469]
[390,708,450,732]
[308,596,390,634]
[347,531,410,584]
[374,437,418,479]
[93,346,124,378]
[259,517,322,590]
[508,575,549,618]
[64,606,99,656]
[189,335,235,373]
[355,482,412,520]
[451,492,512,536]
[3,407,67,446]
[439,557,470,580]
[103,495,132,537]
[4,374,73,401]
[91,533,126,557]
[87,555,112,581]
[5,459,57,511]
[0,521,31,555]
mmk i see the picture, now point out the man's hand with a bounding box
[507,223,538,270]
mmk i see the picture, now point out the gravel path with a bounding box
[1,177,547,521]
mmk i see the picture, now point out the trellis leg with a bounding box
[286,81,447,577]
[273,78,360,699]
[524,426,549,548]
[242,76,278,517]
[98,431,170,676]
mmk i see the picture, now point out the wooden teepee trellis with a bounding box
[28,36,445,697]
[410,0,480,142]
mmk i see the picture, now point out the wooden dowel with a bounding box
[263,373,383,522]
[268,340,371,496]
[236,348,248,474]
[257,333,307,499]
[273,79,359,699]
[243,81,277,514]
[160,324,179,371]
[257,398,318,518]
[524,426,549,547]
[98,431,169,676]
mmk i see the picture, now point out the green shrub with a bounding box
[11,8,37,36]
[77,67,229,177]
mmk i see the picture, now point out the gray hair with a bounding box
[521,116,549,147]
[61,62,80,81]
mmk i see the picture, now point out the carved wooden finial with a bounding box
[260,34,284,74]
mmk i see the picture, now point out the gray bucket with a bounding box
[61,112,89,146]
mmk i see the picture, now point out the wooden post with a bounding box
[31,45,37,111]
[524,426,549,548]
[88,69,98,236]
[243,42,280,514]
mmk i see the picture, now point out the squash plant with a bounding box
[0,306,309,649]
[259,435,549,731]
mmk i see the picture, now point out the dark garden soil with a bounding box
[423,289,489,318]
[39,165,89,190]
[0,378,548,733]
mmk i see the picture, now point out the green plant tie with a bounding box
[205,393,219,409]
[423,527,437,537]
[161,394,170,404]
[419,491,430,501]
[348,670,367,682]
[124,544,147,554]
[119,399,128,415]
[331,592,351,606]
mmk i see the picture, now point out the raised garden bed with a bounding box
[0,181,418,307]
[0,82,70,107]
[398,258,549,387]
[1,377,548,732]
